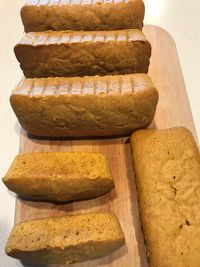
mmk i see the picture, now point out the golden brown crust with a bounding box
[6,212,125,264]
[21,0,145,32]
[131,127,200,267]
[10,74,158,137]
[3,152,114,202]
[14,29,151,78]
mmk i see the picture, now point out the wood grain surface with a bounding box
[15,25,197,267]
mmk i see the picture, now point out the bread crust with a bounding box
[10,74,158,137]
[131,127,200,267]
[14,29,151,78]
[6,212,125,264]
[21,0,145,32]
[3,152,114,202]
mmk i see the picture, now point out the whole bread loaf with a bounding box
[10,74,158,137]
[131,127,200,267]
[3,152,114,202]
[14,29,151,78]
[21,0,145,32]
[6,212,125,264]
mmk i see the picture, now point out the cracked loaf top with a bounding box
[131,127,200,267]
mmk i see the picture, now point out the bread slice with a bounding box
[3,152,114,202]
[21,0,145,32]
[6,212,125,264]
[131,127,200,267]
[14,29,151,78]
[10,74,158,137]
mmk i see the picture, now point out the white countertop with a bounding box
[0,1,199,266]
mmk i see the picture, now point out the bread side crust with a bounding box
[21,0,145,32]
[6,212,125,264]
[3,152,114,202]
[10,74,158,137]
[14,29,151,78]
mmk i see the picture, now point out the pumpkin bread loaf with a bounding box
[6,212,125,264]
[131,127,200,267]
[21,0,145,32]
[10,74,158,137]
[14,29,151,78]
[3,152,114,202]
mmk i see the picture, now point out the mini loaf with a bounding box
[21,0,145,32]
[10,74,158,137]
[14,29,151,78]
[3,152,114,202]
[6,212,125,264]
[131,127,200,267]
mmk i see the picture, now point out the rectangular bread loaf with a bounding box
[3,152,114,202]
[10,74,158,137]
[131,127,200,267]
[14,29,151,78]
[6,212,125,264]
[21,0,145,32]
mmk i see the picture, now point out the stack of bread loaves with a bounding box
[10,0,158,138]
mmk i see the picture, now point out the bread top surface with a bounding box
[4,152,112,181]
[17,29,148,46]
[131,127,200,205]
[12,74,156,97]
[131,127,200,266]
[24,0,143,7]
[131,127,199,160]
[6,212,125,252]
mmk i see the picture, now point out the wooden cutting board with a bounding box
[15,25,198,267]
